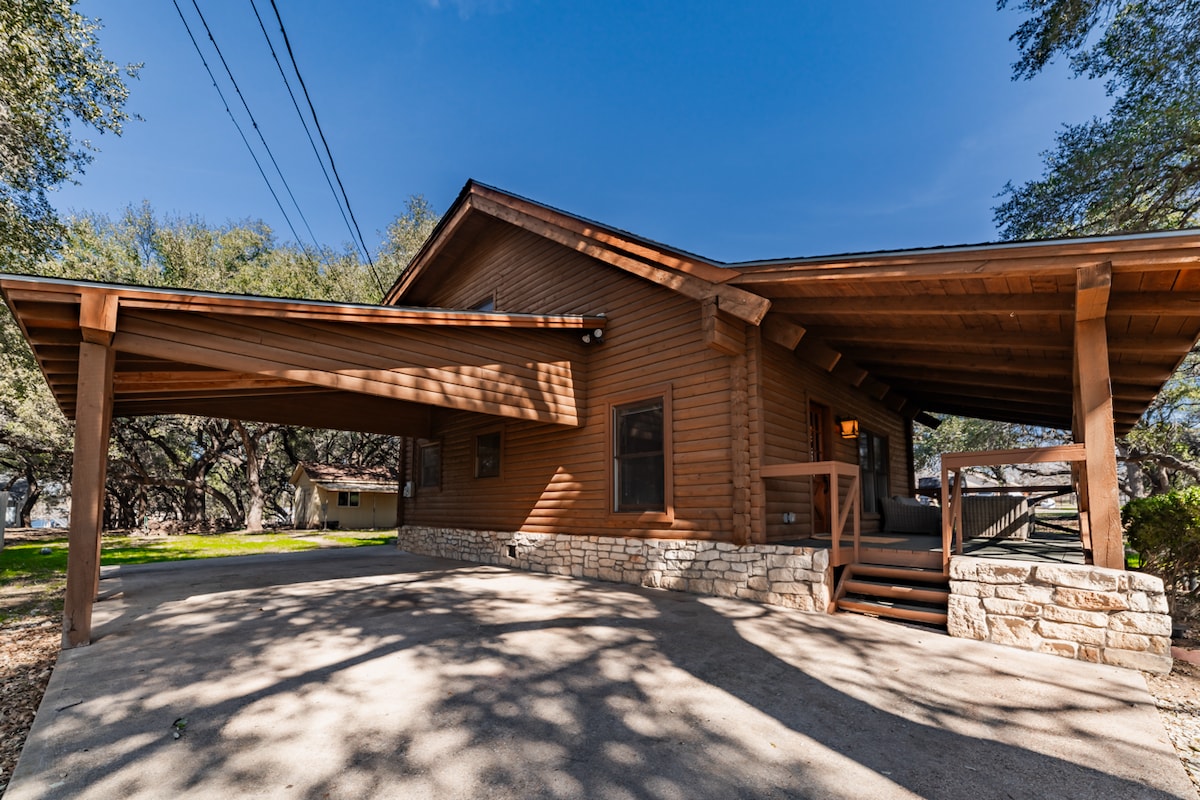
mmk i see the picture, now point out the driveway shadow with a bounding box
[7,547,1189,799]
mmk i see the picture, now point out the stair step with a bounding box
[850,564,949,584]
[843,580,950,604]
[837,597,948,626]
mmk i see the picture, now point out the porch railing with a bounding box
[939,444,1088,572]
[761,460,861,566]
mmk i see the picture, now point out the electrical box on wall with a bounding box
[402,481,414,498]
[782,511,796,524]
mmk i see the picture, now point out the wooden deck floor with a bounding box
[775,530,1086,567]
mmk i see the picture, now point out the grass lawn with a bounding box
[0,529,396,622]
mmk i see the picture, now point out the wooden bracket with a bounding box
[701,297,746,356]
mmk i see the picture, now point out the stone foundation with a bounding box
[947,556,1172,674]
[397,526,833,612]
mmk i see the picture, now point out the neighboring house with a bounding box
[3,180,1198,668]
[2,478,29,527]
[289,463,398,530]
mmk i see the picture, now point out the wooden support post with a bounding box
[1073,264,1122,569]
[63,340,115,648]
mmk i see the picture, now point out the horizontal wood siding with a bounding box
[760,339,911,542]
[402,223,737,541]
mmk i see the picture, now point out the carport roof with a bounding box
[1,274,602,435]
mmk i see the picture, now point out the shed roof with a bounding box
[289,463,398,493]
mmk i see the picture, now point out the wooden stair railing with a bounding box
[761,460,860,566]
[939,445,1088,574]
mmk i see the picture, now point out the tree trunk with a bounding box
[20,466,39,527]
[233,421,265,533]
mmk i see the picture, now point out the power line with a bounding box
[171,0,304,246]
[268,0,384,295]
[247,0,357,253]
[186,0,323,253]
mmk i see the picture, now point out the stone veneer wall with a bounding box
[947,556,1172,674]
[397,526,833,612]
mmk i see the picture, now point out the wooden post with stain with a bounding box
[63,292,117,648]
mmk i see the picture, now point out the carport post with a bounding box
[63,293,117,648]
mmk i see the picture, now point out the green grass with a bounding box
[0,531,392,585]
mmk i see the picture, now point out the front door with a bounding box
[809,401,832,534]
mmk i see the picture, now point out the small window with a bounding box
[471,295,496,311]
[613,398,665,512]
[859,431,889,513]
[419,442,442,489]
[337,491,360,507]
[475,431,502,478]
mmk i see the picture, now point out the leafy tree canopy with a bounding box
[0,0,137,263]
[995,0,1200,238]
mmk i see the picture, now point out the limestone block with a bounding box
[1106,631,1151,652]
[767,555,794,570]
[748,576,769,591]
[709,559,729,571]
[715,542,737,552]
[1038,640,1079,659]
[736,587,769,603]
[993,584,1055,604]
[1079,645,1102,663]
[798,569,828,584]
[1101,648,1172,675]
[1108,611,1172,637]
[1037,620,1106,646]
[713,579,739,597]
[728,563,748,573]
[1128,591,1171,615]
[949,580,994,598]
[812,549,830,570]
[686,578,714,595]
[769,581,808,595]
[988,616,1042,649]
[598,567,623,583]
[1127,571,1166,593]
[947,595,988,641]
[790,552,813,570]
[767,568,796,582]
[1148,636,1171,656]
[981,597,1041,618]
[1052,587,1129,611]
[950,558,1031,584]
[1041,605,1109,628]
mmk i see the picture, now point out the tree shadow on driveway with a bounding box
[7,547,1190,799]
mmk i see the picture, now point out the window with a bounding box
[859,431,889,513]
[613,398,665,512]
[475,431,502,478]
[471,294,496,311]
[337,491,360,507]
[419,442,442,489]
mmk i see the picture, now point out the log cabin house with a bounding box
[3,181,1198,671]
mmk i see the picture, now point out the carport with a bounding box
[0,274,604,647]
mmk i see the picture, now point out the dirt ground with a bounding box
[2,530,1200,798]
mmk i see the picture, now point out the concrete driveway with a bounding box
[6,547,1193,799]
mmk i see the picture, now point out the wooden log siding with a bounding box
[759,338,909,543]
[399,225,742,541]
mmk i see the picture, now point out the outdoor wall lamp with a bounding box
[581,328,604,344]
[836,416,860,439]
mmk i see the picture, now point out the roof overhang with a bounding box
[1,275,603,434]
[727,229,1200,434]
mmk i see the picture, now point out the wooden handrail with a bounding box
[939,445,1089,572]
[761,460,861,564]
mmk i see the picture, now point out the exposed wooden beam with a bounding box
[760,316,807,350]
[1109,292,1200,315]
[701,297,746,356]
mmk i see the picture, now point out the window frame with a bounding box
[473,428,504,479]
[337,490,361,508]
[417,440,443,491]
[606,386,673,521]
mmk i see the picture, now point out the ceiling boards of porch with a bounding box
[1,277,600,436]
[727,231,1200,434]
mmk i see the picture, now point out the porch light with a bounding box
[836,416,859,439]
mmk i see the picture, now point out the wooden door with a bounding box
[809,401,831,534]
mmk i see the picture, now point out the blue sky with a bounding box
[57,1,1111,263]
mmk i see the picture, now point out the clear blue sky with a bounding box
[56,1,1110,263]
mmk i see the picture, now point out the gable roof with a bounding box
[387,182,1200,434]
[289,463,398,493]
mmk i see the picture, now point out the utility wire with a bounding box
[248,0,357,253]
[171,0,304,246]
[268,0,385,295]
[187,0,323,253]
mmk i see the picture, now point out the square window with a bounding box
[419,442,442,489]
[613,398,665,512]
[475,431,502,478]
[337,491,360,507]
